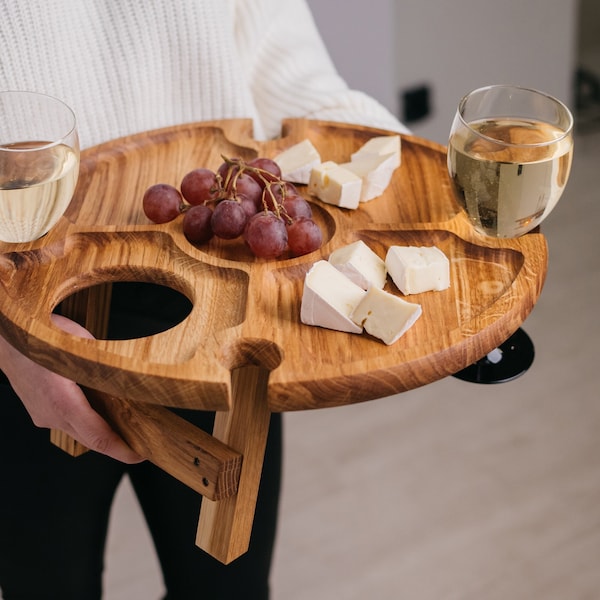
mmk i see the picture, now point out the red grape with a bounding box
[180,168,221,205]
[282,195,312,220]
[211,199,248,239]
[227,172,262,208]
[263,181,299,211]
[286,217,323,256]
[237,193,259,219]
[273,181,300,199]
[143,183,183,223]
[183,204,214,243]
[244,212,288,259]
[246,157,282,188]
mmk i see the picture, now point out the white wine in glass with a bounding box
[447,85,573,238]
[0,91,79,243]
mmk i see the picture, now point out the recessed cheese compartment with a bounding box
[298,133,401,208]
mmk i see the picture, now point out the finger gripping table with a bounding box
[0,119,547,564]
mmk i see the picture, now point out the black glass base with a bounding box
[452,328,535,384]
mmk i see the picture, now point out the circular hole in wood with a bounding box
[107,281,193,339]
[57,281,193,340]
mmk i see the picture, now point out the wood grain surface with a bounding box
[0,119,548,412]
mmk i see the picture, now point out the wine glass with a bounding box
[447,85,574,383]
[447,84,573,238]
[0,90,80,243]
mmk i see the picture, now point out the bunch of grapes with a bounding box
[142,156,322,259]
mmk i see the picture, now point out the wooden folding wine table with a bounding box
[0,119,547,564]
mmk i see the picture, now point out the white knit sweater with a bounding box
[0,0,407,149]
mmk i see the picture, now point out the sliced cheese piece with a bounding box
[308,161,362,209]
[351,286,422,345]
[328,240,386,290]
[351,135,401,169]
[341,153,397,202]
[386,245,450,295]
[301,260,366,334]
[273,139,321,184]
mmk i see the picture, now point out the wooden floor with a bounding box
[101,126,600,600]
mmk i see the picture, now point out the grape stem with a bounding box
[219,154,292,222]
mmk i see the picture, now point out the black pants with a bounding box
[0,283,282,599]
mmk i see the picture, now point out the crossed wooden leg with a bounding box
[51,284,273,564]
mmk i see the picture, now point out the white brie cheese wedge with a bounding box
[328,240,387,290]
[341,153,397,202]
[308,161,362,209]
[386,246,450,295]
[351,286,422,345]
[351,135,401,169]
[273,139,321,184]
[301,260,366,334]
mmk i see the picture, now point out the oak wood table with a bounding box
[0,119,548,564]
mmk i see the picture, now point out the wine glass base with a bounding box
[452,328,535,384]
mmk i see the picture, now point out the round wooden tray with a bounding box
[0,119,549,563]
[0,119,548,413]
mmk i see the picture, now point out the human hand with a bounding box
[0,314,143,463]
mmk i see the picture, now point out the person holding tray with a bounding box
[0,1,408,598]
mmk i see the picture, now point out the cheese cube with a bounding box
[341,153,397,202]
[328,240,386,290]
[273,139,321,184]
[301,260,366,334]
[351,286,422,345]
[386,246,450,295]
[351,135,401,169]
[308,161,362,209]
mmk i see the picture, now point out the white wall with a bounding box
[306,0,399,118]
[307,0,579,144]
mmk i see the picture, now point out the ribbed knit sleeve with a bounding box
[233,0,409,139]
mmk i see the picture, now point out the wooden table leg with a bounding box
[50,428,90,456]
[196,364,272,564]
[87,389,242,501]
